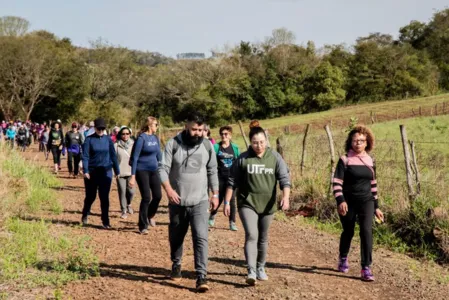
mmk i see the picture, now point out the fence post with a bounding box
[435,104,438,116]
[238,120,249,148]
[412,108,416,116]
[396,109,399,120]
[419,106,422,116]
[300,124,310,176]
[284,125,290,135]
[409,141,421,195]
[443,102,446,114]
[324,124,336,197]
[276,137,284,158]
[370,111,375,124]
[400,125,415,201]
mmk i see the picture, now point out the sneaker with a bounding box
[338,257,349,273]
[256,267,268,281]
[140,229,149,235]
[170,264,182,282]
[208,216,215,227]
[102,224,112,229]
[361,267,375,282]
[120,212,128,219]
[229,221,238,231]
[81,216,88,226]
[196,275,209,292]
[149,218,156,227]
[127,205,134,214]
[246,269,257,286]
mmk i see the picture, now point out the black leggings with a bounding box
[51,146,61,165]
[339,200,375,268]
[135,170,162,231]
[67,151,81,175]
[210,176,236,222]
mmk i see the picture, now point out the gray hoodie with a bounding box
[158,133,219,206]
[115,139,134,177]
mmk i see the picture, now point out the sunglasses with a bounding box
[96,127,105,131]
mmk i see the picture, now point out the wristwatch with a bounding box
[224,201,230,205]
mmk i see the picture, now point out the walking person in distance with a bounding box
[47,120,64,174]
[129,117,162,234]
[333,125,384,281]
[158,114,219,292]
[81,118,120,229]
[224,126,291,286]
[65,122,85,178]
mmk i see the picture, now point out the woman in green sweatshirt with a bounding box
[224,126,291,286]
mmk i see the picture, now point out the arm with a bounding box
[333,158,346,205]
[47,131,52,150]
[109,137,120,176]
[274,152,291,210]
[158,139,181,204]
[65,132,70,148]
[130,135,144,176]
[371,159,379,209]
[206,146,219,194]
[82,138,90,174]
[80,132,85,145]
[156,136,162,162]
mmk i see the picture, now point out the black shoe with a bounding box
[81,216,88,226]
[170,264,182,282]
[102,224,112,229]
[196,275,209,292]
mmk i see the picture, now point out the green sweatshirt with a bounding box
[228,147,291,214]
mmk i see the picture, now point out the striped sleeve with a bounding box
[371,159,379,209]
[333,158,346,205]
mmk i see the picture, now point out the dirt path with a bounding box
[14,147,449,299]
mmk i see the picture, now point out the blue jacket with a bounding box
[82,133,120,175]
[130,133,161,174]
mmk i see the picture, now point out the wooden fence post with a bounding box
[324,124,336,197]
[300,124,310,176]
[400,125,415,201]
[443,102,446,114]
[370,111,375,124]
[409,140,421,195]
[396,109,399,120]
[276,137,284,158]
[238,120,249,148]
[419,106,422,116]
[412,108,416,116]
[435,104,438,116]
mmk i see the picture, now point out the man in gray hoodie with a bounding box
[158,114,219,292]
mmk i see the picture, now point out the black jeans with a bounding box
[82,168,113,226]
[51,146,61,165]
[135,170,162,231]
[210,176,236,223]
[67,151,81,175]
[339,199,375,268]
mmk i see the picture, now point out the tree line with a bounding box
[0,9,448,127]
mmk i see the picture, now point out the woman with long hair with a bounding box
[129,116,162,234]
[47,121,64,174]
[333,125,384,281]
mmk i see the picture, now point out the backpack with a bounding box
[172,135,213,164]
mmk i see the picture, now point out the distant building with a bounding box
[176,52,206,60]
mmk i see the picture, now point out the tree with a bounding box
[0,16,30,37]
[0,35,65,120]
[399,20,428,49]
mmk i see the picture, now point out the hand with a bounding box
[375,208,384,223]
[338,202,348,216]
[223,203,230,217]
[128,177,136,188]
[279,197,289,211]
[84,173,90,180]
[209,196,219,211]
[167,188,181,205]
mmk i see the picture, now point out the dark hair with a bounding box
[219,125,233,135]
[249,126,266,140]
[345,125,375,153]
[186,114,204,125]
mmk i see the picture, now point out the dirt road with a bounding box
[14,147,449,299]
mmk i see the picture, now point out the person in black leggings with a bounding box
[47,121,64,174]
[333,125,384,282]
[129,116,162,234]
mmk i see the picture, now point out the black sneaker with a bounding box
[170,264,182,282]
[102,224,112,229]
[81,216,88,226]
[196,275,209,292]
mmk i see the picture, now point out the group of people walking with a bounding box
[11,114,382,292]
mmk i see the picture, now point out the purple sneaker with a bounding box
[338,257,349,273]
[361,267,375,282]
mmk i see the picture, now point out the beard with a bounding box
[182,130,203,146]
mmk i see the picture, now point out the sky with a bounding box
[1,0,447,57]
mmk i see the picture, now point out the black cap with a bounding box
[94,118,106,129]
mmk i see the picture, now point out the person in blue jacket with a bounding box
[129,116,162,234]
[208,125,240,231]
[81,118,120,229]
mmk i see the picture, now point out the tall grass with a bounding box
[0,145,99,289]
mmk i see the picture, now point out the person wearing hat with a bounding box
[114,126,136,219]
[81,118,120,229]
[65,122,85,178]
[47,120,65,174]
